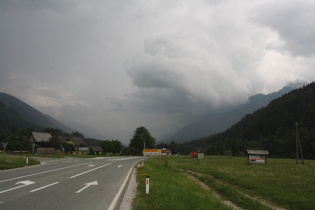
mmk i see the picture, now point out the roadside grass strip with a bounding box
[0,155,40,170]
[133,158,232,210]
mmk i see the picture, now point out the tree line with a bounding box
[0,127,118,154]
[0,125,155,156]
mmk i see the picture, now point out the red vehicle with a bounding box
[162,148,172,155]
[190,151,198,158]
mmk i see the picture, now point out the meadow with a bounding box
[133,156,315,210]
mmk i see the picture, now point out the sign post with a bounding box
[146,176,150,194]
[2,142,8,153]
[31,143,36,154]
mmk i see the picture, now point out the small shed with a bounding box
[247,150,269,164]
[90,146,104,155]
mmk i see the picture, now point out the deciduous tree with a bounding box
[129,126,156,155]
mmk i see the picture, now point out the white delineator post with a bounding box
[146,176,149,194]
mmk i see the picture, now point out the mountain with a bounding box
[0,92,75,133]
[161,81,308,143]
[63,120,105,140]
[0,102,42,133]
[187,82,315,158]
[85,138,103,146]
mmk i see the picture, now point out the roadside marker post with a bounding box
[146,176,149,194]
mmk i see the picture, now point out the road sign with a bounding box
[143,149,162,156]
[2,142,8,151]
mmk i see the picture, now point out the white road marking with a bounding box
[76,181,98,193]
[0,180,35,194]
[108,162,137,210]
[93,157,107,160]
[70,163,111,179]
[30,182,59,193]
[0,163,87,183]
[109,157,140,161]
[118,165,123,168]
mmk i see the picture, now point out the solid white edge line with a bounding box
[108,161,139,210]
[30,182,59,192]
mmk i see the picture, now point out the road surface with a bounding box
[0,156,143,210]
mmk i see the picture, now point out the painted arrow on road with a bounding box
[76,181,98,193]
[0,180,35,194]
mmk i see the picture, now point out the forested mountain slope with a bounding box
[188,82,315,159]
[0,102,42,134]
[162,82,306,143]
[0,92,74,133]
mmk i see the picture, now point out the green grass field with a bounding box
[133,156,315,210]
[0,155,40,169]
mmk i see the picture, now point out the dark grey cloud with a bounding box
[250,0,315,56]
[1,0,314,143]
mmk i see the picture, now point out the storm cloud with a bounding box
[1,0,314,143]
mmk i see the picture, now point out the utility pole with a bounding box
[295,123,304,164]
[143,142,146,163]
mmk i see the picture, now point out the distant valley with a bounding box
[161,81,308,143]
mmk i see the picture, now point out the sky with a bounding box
[1,0,315,144]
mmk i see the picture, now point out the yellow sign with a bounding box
[143,149,162,156]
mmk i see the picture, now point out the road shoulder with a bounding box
[119,167,138,210]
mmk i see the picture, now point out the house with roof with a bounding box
[90,146,104,155]
[29,132,54,154]
[71,136,85,146]
[58,136,88,154]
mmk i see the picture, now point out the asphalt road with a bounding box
[0,156,143,210]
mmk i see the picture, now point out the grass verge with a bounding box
[0,155,40,170]
[133,157,232,210]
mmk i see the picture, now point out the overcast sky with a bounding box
[1,0,314,144]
